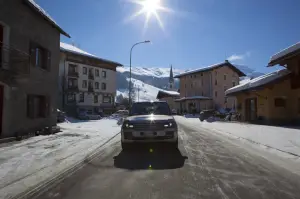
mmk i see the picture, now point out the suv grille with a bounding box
[132,122,165,131]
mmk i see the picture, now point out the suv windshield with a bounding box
[130,102,171,116]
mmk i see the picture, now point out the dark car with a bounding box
[121,101,178,150]
[57,109,66,123]
[199,109,216,121]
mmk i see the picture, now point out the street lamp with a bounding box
[129,40,150,106]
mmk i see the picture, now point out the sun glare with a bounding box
[126,0,172,32]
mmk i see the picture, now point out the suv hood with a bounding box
[126,115,174,122]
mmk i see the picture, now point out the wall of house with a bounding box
[159,97,178,111]
[212,66,240,109]
[236,78,300,124]
[178,71,212,98]
[0,0,60,137]
[177,99,213,113]
[59,56,117,115]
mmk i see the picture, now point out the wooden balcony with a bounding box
[0,42,30,85]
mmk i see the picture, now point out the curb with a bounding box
[10,132,121,199]
[0,137,16,145]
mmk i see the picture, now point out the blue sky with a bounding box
[36,0,300,73]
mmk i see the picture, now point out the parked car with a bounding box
[121,101,178,150]
[78,110,101,120]
[112,110,129,118]
[171,109,177,115]
[57,109,66,123]
[199,109,217,122]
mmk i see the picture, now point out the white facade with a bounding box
[59,57,116,113]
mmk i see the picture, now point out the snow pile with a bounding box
[226,69,290,95]
[177,117,300,157]
[117,67,184,78]
[270,42,300,64]
[0,119,120,199]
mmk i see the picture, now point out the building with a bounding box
[0,0,70,138]
[174,60,246,113]
[226,42,300,124]
[59,42,122,116]
[156,65,180,111]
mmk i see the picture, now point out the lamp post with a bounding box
[129,40,150,107]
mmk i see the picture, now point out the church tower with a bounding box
[169,65,175,90]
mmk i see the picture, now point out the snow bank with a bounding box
[117,67,184,78]
[0,119,120,199]
[177,117,300,157]
[226,69,290,95]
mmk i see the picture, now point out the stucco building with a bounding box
[0,0,69,138]
[59,42,122,116]
[226,42,300,124]
[174,60,246,113]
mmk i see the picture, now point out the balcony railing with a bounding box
[67,86,79,92]
[88,73,94,80]
[68,70,79,78]
[0,42,30,84]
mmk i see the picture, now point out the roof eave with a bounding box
[24,0,71,38]
[268,49,300,67]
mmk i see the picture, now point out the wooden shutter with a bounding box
[29,43,37,67]
[27,95,35,118]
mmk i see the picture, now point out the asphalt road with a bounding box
[36,119,300,199]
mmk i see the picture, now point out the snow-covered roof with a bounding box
[225,69,291,95]
[174,61,246,78]
[60,42,122,66]
[156,90,180,99]
[269,42,300,66]
[175,96,212,102]
[25,0,70,38]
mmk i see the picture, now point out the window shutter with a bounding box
[27,95,35,118]
[46,51,51,71]
[29,43,37,67]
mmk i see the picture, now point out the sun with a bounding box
[142,0,161,14]
[126,0,172,32]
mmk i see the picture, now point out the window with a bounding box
[224,74,227,80]
[82,80,87,88]
[215,91,217,97]
[225,97,228,103]
[103,96,111,103]
[102,71,107,78]
[69,64,77,73]
[95,69,99,76]
[94,95,98,103]
[30,42,51,70]
[194,75,196,78]
[89,68,93,75]
[215,80,217,85]
[224,86,227,92]
[190,75,192,78]
[83,67,87,75]
[79,93,84,102]
[232,82,236,87]
[27,95,50,118]
[201,73,203,77]
[67,94,75,103]
[68,78,77,88]
[95,82,99,89]
[102,82,106,90]
[274,98,286,107]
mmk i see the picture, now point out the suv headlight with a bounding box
[123,122,134,128]
[164,120,177,128]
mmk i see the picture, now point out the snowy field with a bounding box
[0,119,121,199]
[176,116,300,157]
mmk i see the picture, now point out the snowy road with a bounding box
[35,117,300,199]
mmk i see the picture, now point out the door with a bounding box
[0,24,3,66]
[0,85,3,135]
[245,98,257,121]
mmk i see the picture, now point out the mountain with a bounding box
[116,65,264,102]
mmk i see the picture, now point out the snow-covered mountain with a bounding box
[116,65,264,102]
